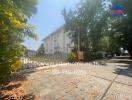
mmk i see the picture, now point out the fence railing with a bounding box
[20,53,68,71]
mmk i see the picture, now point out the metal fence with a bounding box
[20,53,68,72]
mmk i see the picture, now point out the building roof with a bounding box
[42,25,65,41]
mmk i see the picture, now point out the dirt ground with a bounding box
[25,57,132,100]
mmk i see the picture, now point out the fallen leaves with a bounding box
[0,74,29,100]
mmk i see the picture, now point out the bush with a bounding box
[84,51,103,62]
[0,44,24,84]
[0,0,37,84]
[0,60,22,84]
[11,60,22,73]
[67,52,76,62]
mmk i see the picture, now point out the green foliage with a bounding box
[62,0,109,51]
[84,52,103,62]
[99,35,115,53]
[67,52,76,62]
[63,0,132,57]
[37,43,45,56]
[111,0,132,57]
[99,36,111,49]
[0,0,38,83]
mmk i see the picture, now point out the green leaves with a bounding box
[37,44,45,56]
[0,0,38,83]
[111,0,132,56]
[63,0,132,57]
[63,0,107,51]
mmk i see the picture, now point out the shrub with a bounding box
[11,60,22,73]
[0,44,24,84]
[84,51,103,62]
[67,52,76,62]
[0,59,22,84]
[0,0,37,84]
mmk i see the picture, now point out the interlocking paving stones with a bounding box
[103,83,132,100]
[28,71,110,100]
[26,57,132,100]
[115,68,132,86]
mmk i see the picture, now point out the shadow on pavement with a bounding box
[113,56,132,77]
[0,74,28,100]
[114,66,132,77]
[1,83,21,91]
[22,93,39,100]
[19,63,40,75]
[0,92,37,100]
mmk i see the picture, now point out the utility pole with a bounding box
[77,26,84,62]
[77,27,80,52]
[77,26,80,62]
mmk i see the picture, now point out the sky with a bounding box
[24,0,81,50]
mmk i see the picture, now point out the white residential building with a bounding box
[43,26,73,54]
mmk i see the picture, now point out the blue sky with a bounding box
[24,0,81,50]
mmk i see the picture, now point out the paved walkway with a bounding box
[26,57,132,100]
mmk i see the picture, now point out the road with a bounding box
[26,57,132,100]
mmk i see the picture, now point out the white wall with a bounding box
[44,27,72,54]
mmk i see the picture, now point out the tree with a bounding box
[63,0,132,58]
[62,0,110,51]
[99,36,111,52]
[37,43,45,56]
[111,0,132,57]
[0,0,38,83]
